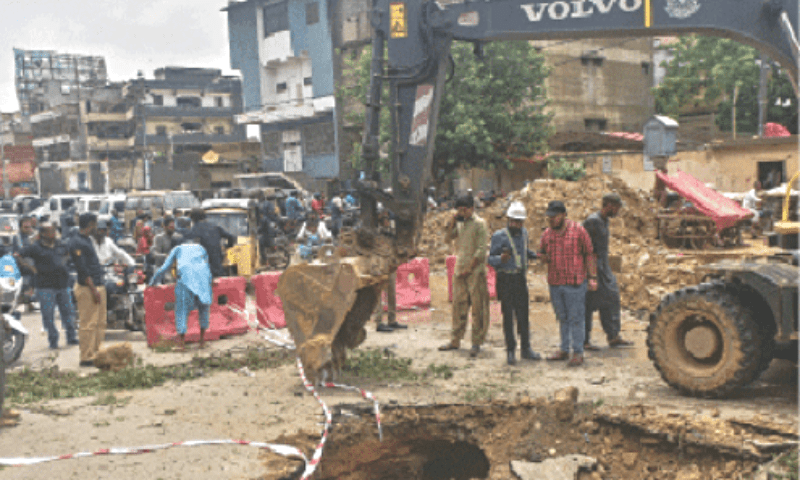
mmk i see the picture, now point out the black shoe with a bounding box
[376,323,394,333]
[67,339,79,346]
[79,360,94,367]
[507,351,516,365]
[469,345,481,358]
[520,348,541,361]
[387,322,407,329]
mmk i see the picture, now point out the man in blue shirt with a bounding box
[69,213,106,367]
[488,201,540,365]
[285,191,304,222]
[108,210,125,244]
[150,239,213,351]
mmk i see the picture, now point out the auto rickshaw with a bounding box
[201,198,259,277]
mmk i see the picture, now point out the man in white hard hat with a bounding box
[488,201,541,365]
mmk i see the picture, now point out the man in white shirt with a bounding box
[92,217,136,267]
[296,214,332,242]
[742,181,762,223]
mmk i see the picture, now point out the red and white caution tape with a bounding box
[0,439,307,467]
[0,299,382,477]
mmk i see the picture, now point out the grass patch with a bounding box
[463,383,506,402]
[91,393,132,407]
[5,347,294,406]
[343,349,455,382]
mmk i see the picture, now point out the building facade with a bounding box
[225,0,371,187]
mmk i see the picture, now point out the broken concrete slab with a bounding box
[511,455,597,480]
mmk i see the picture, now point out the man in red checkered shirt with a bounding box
[538,201,597,366]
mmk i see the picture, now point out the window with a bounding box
[306,2,319,25]
[263,1,289,36]
[152,95,164,106]
[641,62,651,75]
[216,97,224,107]
[181,122,203,132]
[177,97,202,108]
[215,126,225,135]
[580,55,603,67]
[156,126,167,136]
[584,118,608,132]
[276,82,288,93]
[303,77,313,86]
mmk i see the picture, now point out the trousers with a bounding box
[37,288,77,349]
[497,272,530,352]
[75,284,107,362]
[585,290,621,343]
[548,283,587,355]
[452,269,490,347]
[175,282,210,335]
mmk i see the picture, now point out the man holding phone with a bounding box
[488,202,540,365]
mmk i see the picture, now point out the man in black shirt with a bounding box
[69,213,106,367]
[183,207,236,278]
[15,222,77,349]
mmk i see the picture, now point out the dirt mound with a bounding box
[419,175,730,312]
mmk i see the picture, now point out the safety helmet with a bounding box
[506,201,526,220]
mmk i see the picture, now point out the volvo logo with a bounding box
[665,0,700,19]
[520,0,642,22]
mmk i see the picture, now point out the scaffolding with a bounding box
[14,48,108,116]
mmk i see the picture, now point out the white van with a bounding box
[99,194,127,215]
[32,194,84,227]
[77,195,106,214]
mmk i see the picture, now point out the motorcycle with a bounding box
[0,254,27,366]
[104,264,145,332]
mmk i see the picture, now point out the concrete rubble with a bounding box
[510,454,598,480]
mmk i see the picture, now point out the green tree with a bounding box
[337,41,552,180]
[653,36,797,135]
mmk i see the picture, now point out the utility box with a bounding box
[643,115,678,158]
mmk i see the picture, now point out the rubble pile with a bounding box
[419,175,708,312]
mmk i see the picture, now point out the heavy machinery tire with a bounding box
[647,283,762,398]
[3,329,25,365]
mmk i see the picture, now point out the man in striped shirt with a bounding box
[539,201,597,367]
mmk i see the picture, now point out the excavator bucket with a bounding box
[276,257,385,383]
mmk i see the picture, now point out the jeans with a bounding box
[37,288,78,348]
[549,282,587,355]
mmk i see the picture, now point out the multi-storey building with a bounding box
[225,0,371,189]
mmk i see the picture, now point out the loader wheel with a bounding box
[647,283,762,398]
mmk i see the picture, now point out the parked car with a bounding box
[77,195,106,214]
[163,191,200,217]
[12,195,41,216]
[123,191,167,229]
[31,194,83,227]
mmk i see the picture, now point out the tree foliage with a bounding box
[653,36,797,135]
[337,41,552,180]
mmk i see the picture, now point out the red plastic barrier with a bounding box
[383,257,431,311]
[251,271,286,329]
[144,277,250,347]
[446,255,496,302]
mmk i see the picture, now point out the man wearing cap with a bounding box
[15,222,77,350]
[439,194,490,358]
[488,201,541,365]
[149,238,213,351]
[539,201,596,367]
[583,193,633,350]
[69,213,106,367]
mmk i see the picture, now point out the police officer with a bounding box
[69,213,106,367]
[488,201,541,365]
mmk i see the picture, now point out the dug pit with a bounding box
[260,399,796,479]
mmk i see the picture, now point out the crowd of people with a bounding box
[436,192,632,366]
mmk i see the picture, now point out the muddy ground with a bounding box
[0,271,796,480]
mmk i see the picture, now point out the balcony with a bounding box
[83,108,135,123]
[136,132,244,146]
[87,136,135,149]
[136,105,236,119]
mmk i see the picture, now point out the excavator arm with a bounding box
[278,0,799,382]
